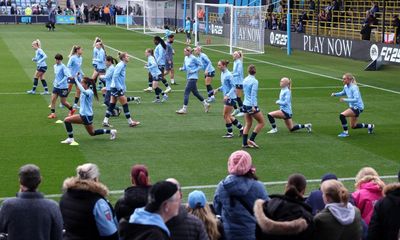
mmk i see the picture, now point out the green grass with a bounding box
[0,25,399,202]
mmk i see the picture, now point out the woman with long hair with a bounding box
[67,45,84,109]
[91,37,106,89]
[242,65,265,148]
[176,46,210,114]
[145,48,168,103]
[216,59,243,138]
[331,73,374,137]
[102,52,140,128]
[194,46,216,103]
[231,50,244,117]
[62,77,117,145]
[27,39,49,95]
[267,77,312,134]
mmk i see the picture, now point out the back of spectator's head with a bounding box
[131,164,150,186]
[355,167,378,183]
[228,150,255,176]
[354,167,385,189]
[77,163,99,181]
[19,164,41,191]
[285,173,307,199]
[321,173,338,183]
[321,179,349,205]
[145,181,179,220]
[188,190,207,209]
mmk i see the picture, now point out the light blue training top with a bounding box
[243,75,259,107]
[92,199,118,237]
[198,52,215,74]
[276,87,292,115]
[103,65,115,91]
[53,63,71,89]
[220,69,237,100]
[232,59,244,85]
[33,48,47,67]
[181,54,202,80]
[154,43,166,66]
[92,47,106,70]
[333,84,364,110]
[67,55,84,81]
[110,61,127,91]
[146,55,162,78]
[185,20,191,32]
[75,78,94,116]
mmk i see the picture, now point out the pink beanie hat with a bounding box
[228,150,254,175]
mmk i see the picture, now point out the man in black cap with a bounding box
[0,164,63,240]
[119,181,180,240]
[305,173,338,215]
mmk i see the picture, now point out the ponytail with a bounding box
[131,164,150,187]
[93,37,102,47]
[68,45,81,58]
[154,36,166,50]
[344,73,357,85]
[288,78,292,90]
[146,48,154,56]
[136,171,149,186]
[285,173,307,199]
[219,59,230,67]
[82,77,99,100]
[32,39,41,48]
[321,180,350,206]
[106,55,118,65]
[118,52,127,61]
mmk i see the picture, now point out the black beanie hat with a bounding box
[145,181,178,213]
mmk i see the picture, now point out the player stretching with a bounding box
[27,39,49,95]
[194,46,216,103]
[216,60,243,138]
[267,77,312,134]
[62,77,117,146]
[231,51,244,117]
[331,73,374,137]
[91,37,106,89]
[242,65,265,148]
[67,45,84,109]
[102,52,140,128]
[145,48,168,103]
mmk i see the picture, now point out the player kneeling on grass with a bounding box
[62,77,117,145]
[242,65,265,148]
[215,59,243,138]
[331,73,374,137]
[267,77,312,134]
[145,48,168,103]
[102,52,140,128]
[48,54,75,119]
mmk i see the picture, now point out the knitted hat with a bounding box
[228,150,253,176]
[321,173,338,183]
[145,181,178,213]
[188,190,207,209]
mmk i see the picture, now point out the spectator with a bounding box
[0,1,5,6]
[166,178,209,240]
[57,6,62,14]
[47,8,56,31]
[84,5,89,23]
[187,190,224,240]
[110,5,115,24]
[197,6,204,21]
[393,15,400,44]
[368,173,400,240]
[115,164,152,222]
[213,150,268,240]
[24,5,32,15]
[254,173,314,240]
[120,181,180,240]
[360,22,375,41]
[104,4,111,25]
[0,164,63,240]
[351,167,385,225]
[369,2,379,15]
[59,163,118,240]
[314,180,362,240]
[45,0,52,11]
[276,2,283,13]
[306,173,338,215]
[309,0,315,10]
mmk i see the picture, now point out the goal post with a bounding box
[195,3,265,54]
[126,0,166,34]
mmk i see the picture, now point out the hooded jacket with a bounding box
[314,203,362,240]
[213,175,268,240]
[254,194,314,240]
[114,185,151,222]
[367,183,400,240]
[166,205,209,240]
[352,181,383,225]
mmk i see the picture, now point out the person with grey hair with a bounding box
[59,163,118,240]
[0,164,63,240]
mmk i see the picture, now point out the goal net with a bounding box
[126,0,166,34]
[195,3,265,54]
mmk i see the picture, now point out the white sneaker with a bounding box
[267,128,278,134]
[235,112,244,117]
[231,109,240,116]
[110,129,117,140]
[40,91,50,95]
[203,102,210,113]
[59,103,64,108]
[176,108,187,114]
[207,96,216,103]
[143,87,153,92]
[161,94,168,102]
[305,123,312,133]
[73,103,80,109]
[165,86,172,93]
[134,97,141,104]
[26,90,36,94]
[152,98,161,103]
[61,138,74,144]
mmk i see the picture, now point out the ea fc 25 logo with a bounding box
[370,44,400,63]
[270,32,287,46]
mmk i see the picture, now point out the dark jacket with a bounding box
[115,185,150,222]
[59,177,117,240]
[0,191,63,240]
[368,183,400,240]
[119,219,170,240]
[166,205,209,240]
[305,190,325,215]
[255,194,314,240]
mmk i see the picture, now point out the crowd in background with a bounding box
[0,150,399,240]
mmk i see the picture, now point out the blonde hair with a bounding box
[233,50,243,59]
[76,163,99,181]
[187,205,221,240]
[321,179,349,206]
[184,46,193,54]
[354,167,385,189]
[118,52,128,61]
[93,37,102,47]
[355,167,379,183]
[281,77,292,90]
[343,73,357,85]
[68,45,81,58]
[32,39,41,48]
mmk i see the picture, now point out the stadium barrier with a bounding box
[0,15,76,24]
[266,29,400,65]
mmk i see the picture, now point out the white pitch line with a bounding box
[0,175,397,200]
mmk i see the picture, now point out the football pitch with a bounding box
[0,24,399,201]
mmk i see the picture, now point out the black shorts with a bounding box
[243,105,260,115]
[158,66,165,74]
[110,88,124,97]
[152,74,163,82]
[165,61,174,71]
[52,87,69,97]
[281,110,292,120]
[37,66,47,73]
[205,71,215,78]
[104,90,111,105]
[224,98,237,107]
[93,64,106,73]
[351,108,363,117]
[80,115,93,125]
[235,84,244,90]
[186,31,191,39]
